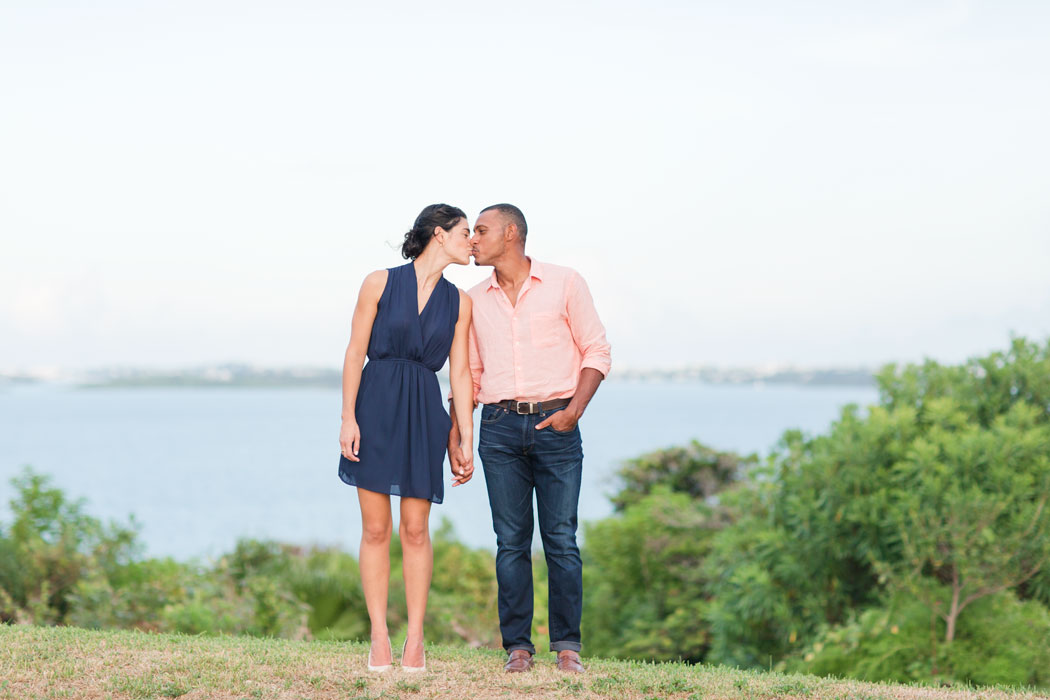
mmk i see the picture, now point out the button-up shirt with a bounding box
[466,258,611,405]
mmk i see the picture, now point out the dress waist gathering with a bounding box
[366,357,434,372]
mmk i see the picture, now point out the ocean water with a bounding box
[0,381,878,560]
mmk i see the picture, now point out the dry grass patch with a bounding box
[1,624,1047,700]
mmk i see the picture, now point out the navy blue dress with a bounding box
[338,262,460,504]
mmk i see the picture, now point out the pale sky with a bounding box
[2,0,1048,371]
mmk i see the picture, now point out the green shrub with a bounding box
[426,519,500,648]
[284,546,368,641]
[583,484,731,662]
[612,440,757,512]
[705,338,1050,674]
[0,467,139,625]
[67,557,190,631]
[789,590,1050,687]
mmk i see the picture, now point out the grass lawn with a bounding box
[1,624,1046,700]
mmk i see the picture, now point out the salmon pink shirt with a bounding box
[466,259,611,405]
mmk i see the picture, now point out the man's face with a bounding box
[471,210,507,266]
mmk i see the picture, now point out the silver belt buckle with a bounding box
[515,401,533,415]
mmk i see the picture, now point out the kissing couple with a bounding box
[337,203,611,673]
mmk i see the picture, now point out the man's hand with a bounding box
[452,444,475,486]
[535,407,580,433]
[448,440,463,470]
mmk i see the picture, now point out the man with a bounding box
[448,203,611,674]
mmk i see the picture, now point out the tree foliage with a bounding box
[788,590,1050,688]
[582,443,751,661]
[705,337,1050,681]
[612,440,756,512]
[0,469,499,646]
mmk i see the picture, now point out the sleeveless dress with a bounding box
[338,262,460,504]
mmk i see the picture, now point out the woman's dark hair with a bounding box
[401,204,467,260]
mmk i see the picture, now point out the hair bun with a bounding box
[401,229,428,259]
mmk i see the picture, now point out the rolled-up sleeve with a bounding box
[566,272,611,378]
[448,322,484,405]
[468,322,483,403]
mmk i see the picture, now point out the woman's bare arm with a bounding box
[339,270,387,461]
[448,290,475,485]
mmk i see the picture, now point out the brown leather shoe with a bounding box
[504,649,534,673]
[556,650,584,673]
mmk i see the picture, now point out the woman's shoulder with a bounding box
[364,268,389,286]
[451,287,471,323]
[359,269,390,301]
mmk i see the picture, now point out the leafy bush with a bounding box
[426,520,500,647]
[788,590,1050,688]
[612,440,756,512]
[284,546,368,641]
[67,557,190,631]
[0,470,494,645]
[582,442,748,661]
[705,338,1050,675]
[584,487,720,661]
[0,468,139,625]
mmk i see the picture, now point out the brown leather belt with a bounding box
[489,397,572,415]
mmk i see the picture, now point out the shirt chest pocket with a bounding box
[529,312,565,349]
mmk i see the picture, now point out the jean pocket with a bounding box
[481,405,508,424]
[545,407,579,434]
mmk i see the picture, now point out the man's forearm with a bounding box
[566,367,604,419]
[448,398,462,447]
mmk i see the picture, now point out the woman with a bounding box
[338,204,475,672]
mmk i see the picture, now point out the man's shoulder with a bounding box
[538,260,574,274]
[535,259,583,281]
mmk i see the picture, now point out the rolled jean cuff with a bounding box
[508,644,535,655]
[550,641,582,653]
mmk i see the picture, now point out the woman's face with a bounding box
[440,217,473,265]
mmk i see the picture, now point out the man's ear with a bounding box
[504,223,518,243]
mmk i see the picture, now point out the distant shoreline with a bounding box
[2,364,877,389]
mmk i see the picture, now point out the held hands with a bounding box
[535,407,581,432]
[340,419,361,462]
[447,421,474,486]
[449,442,475,486]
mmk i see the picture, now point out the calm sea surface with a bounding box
[0,381,877,560]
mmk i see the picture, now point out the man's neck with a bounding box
[493,254,531,291]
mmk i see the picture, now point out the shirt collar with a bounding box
[486,257,544,290]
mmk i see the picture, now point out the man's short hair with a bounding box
[480,203,528,242]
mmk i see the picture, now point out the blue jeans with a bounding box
[477,403,584,654]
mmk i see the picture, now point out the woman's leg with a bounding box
[399,496,433,666]
[359,488,393,664]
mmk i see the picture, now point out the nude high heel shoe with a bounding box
[401,637,426,673]
[367,637,393,672]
